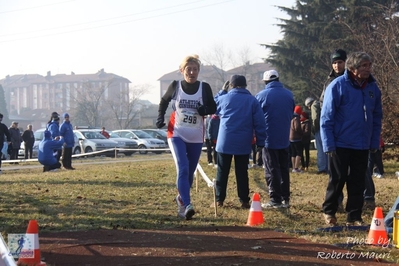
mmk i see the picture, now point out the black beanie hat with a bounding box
[331,49,347,63]
[229,75,247,87]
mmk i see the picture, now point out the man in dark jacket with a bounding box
[0,113,11,174]
[9,121,22,162]
[22,124,35,159]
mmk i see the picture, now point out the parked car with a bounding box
[141,129,168,144]
[74,129,120,157]
[93,130,139,156]
[112,129,167,154]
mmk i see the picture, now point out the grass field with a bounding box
[1,149,399,263]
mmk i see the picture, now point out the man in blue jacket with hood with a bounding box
[38,130,65,172]
[214,75,266,209]
[59,113,75,170]
[321,52,382,226]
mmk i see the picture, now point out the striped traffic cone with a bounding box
[367,207,389,246]
[246,193,264,226]
[17,220,46,266]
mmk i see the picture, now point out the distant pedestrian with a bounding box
[9,121,22,162]
[300,112,311,171]
[22,124,35,159]
[100,127,110,139]
[214,75,266,209]
[290,106,303,173]
[205,115,214,165]
[305,97,328,174]
[0,113,11,174]
[255,69,295,209]
[47,112,62,162]
[59,113,75,170]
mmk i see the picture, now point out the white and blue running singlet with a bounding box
[168,81,204,143]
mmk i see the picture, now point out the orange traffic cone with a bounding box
[246,193,264,226]
[366,207,389,246]
[18,220,46,266]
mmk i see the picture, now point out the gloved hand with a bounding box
[197,102,207,116]
[156,114,166,128]
[256,146,264,152]
[326,150,336,157]
[223,80,230,91]
[370,149,378,153]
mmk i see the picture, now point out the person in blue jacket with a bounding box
[59,113,75,170]
[38,130,65,172]
[47,112,62,162]
[214,75,266,209]
[320,52,382,226]
[255,70,295,209]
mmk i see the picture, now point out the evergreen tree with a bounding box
[0,85,10,126]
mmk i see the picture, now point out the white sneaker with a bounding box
[49,169,59,172]
[213,165,218,169]
[248,164,252,168]
[175,195,185,218]
[184,204,195,220]
[208,162,213,166]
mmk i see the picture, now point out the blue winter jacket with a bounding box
[59,121,75,148]
[47,121,60,139]
[38,136,64,166]
[255,81,295,149]
[214,88,266,155]
[320,70,382,152]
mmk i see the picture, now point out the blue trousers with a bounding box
[168,137,202,207]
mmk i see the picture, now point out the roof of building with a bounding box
[0,69,130,88]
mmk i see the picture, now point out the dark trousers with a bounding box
[10,146,19,160]
[256,149,263,166]
[323,147,368,222]
[24,143,33,159]
[364,150,383,201]
[215,153,250,204]
[301,140,310,168]
[373,150,384,175]
[262,147,290,203]
[205,139,213,163]
[62,147,73,168]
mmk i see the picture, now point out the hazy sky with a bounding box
[0,0,295,103]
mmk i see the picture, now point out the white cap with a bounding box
[263,70,279,81]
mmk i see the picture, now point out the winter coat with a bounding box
[38,137,64,166]
[289,113,303,142]
[47,121,60,139]
[214,88,266,155]
[321,70,382,152]
[22,129,35,148]
[59,120,75,148]
[301,119,311,143]
[255,81,295,149]
[9,127,22,149]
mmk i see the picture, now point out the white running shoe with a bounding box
[184,204,195,220]
[175,195,185,218]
